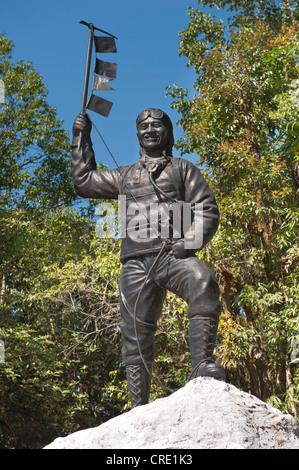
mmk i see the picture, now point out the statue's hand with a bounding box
[171,239,197,259]
[72,113,92,137]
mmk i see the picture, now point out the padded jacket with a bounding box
[71,134,219,262]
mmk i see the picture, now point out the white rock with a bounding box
[44,377,299,449]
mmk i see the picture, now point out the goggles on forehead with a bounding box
[136,108,164,123]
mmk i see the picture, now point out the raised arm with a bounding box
[71,114,120,199]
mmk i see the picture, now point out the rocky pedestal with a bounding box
[44,377,299,449]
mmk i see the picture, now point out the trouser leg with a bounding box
[154,252,225,381]
[119,256,165,407]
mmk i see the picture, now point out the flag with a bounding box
[92,76,115,91]
[86,94,113,118]
[95,58,117,79]
[94,36,117,53]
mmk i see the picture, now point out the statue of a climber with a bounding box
[71,108,225,408]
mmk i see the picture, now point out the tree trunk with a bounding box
[247,336,272,401]
[0,272,6,304]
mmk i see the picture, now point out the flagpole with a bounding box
[81,23,94,114]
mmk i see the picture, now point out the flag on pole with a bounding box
[86,94,113,118]
[94,58,117,79]
[92,76,115,91]
[86,33,117,117]
[94,36,117,53]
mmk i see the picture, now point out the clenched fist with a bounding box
[72,113,92,137]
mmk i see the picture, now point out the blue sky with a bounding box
[1,0,228,168]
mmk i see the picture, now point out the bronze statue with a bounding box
[71,108,225,408]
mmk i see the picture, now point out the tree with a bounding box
[0,32,77,310]
[166,0,299,416]
[0,34,94,448]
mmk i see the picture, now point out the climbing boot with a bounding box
[126,364,153,408]
[188,313,226,381]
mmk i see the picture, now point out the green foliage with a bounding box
[0,35,74,210]
[167,1,299,417]
[152,293,190,400]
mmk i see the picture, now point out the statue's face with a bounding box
[137,117,168,153]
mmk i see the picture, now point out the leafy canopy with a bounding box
[167,0,299,416]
